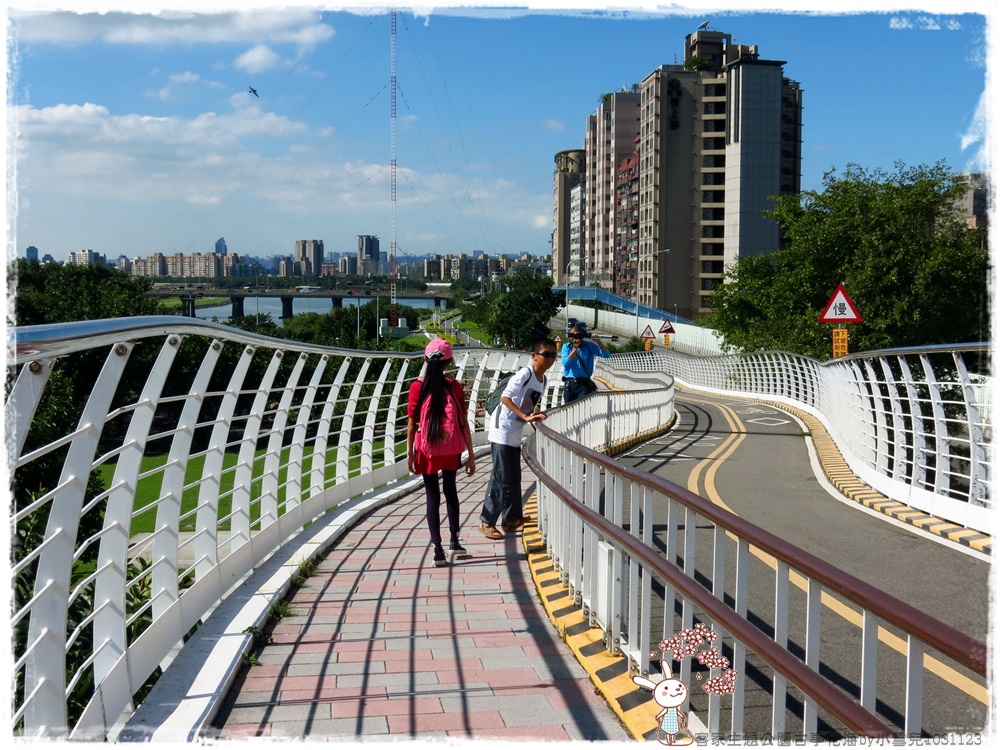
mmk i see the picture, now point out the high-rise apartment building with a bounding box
[955,173,988,229]
[583,87,640,289]
[67,249,106,266]
[166,253,185,277]
[614,142,640,298]
[556,27,802,320]
[188,252,223,278]
[357,235,380,276]
[637,29,802,318]
[339,254,358,276]
[294,240,324,276]
[552,149,585,285]
[423,255,442,280]
[568,184,585,286]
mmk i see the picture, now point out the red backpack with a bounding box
[414,378,467,457]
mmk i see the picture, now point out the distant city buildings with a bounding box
[18,241,555,284]
[67,249,107,266]
[293,239,324,275]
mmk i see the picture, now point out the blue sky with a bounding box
[6,2,993,265]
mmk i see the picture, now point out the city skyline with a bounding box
[7,2,992,265]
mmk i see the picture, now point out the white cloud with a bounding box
[960,89,987,173]
[11,94,529,258]
[11,10,334,50]
[543,119,565,133]
[170,71,201,84]
[235,44,282,74]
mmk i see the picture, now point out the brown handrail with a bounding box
[524,448,896,737]
[532,423,987,678]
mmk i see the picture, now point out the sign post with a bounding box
[819,284,862,358]
[639,324,655,351]
[658,321,674,348]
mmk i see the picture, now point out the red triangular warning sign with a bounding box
[639,324,656,339]
[659,320,675,334]
[819,284,862,323]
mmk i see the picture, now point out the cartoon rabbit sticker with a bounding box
[632,659,693,746]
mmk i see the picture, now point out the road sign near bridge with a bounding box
[639,324,656,339]
[819,284,862,323]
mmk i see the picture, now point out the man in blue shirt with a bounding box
[561,322,610,404]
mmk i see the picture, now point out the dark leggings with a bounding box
[423,470,460,546]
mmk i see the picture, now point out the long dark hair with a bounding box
[418,358,452,441]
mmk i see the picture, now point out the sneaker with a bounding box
[433,546,449,567]
[449,540,468,554]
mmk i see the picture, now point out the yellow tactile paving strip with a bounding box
[521,497,660,741]
[521,384,990,741]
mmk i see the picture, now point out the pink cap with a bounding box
[424,338,453,360]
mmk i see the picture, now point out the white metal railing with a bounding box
[604,344,992,533]
[526,401,988,739]
[7,316,990,739]
[7,317,555,740]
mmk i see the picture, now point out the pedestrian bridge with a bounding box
[8,317,990,740]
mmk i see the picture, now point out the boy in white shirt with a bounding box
[479,338,558,539]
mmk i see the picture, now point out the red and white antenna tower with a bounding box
[389,8,398,326]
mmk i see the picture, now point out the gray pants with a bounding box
[481,442,523,526]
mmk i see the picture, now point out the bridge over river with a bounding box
[146,287,451,317]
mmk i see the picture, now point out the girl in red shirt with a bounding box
[407,339,476,566]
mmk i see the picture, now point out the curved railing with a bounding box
[7,317,555,739]
[7,315,990,740]
[526,395,988,739]
[604,344,992,533]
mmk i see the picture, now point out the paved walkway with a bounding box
[210,452,632,742]
[206,389,991,743]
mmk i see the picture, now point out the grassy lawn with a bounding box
[158,296,229,312]
[101,439,406,535]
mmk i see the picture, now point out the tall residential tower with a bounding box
[637,28,802,318]
[552,149,585,286]
[583,87,640,289]
[557,26,803,320]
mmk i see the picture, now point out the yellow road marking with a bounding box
[681,395,988,706]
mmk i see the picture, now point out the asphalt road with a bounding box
[613,390,990,740]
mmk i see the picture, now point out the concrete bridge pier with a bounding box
[281,296,294,320]
[180,294,198,318]
[231,296,245,317]
[331,296,343,308]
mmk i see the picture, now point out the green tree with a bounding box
[13,260,166,325]
[701,162,989,358]
[277,301,426,350]
[482,269,563,349]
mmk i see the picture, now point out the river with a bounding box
[195,295,440,326]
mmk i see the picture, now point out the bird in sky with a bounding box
[249,86,259,98]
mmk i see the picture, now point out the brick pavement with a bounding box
[210,455,631,742]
